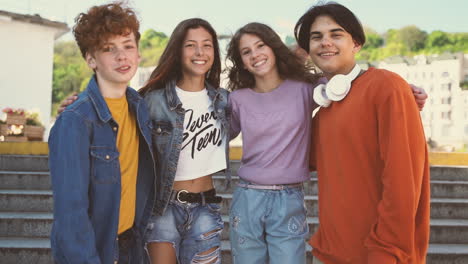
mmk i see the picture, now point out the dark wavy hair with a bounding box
[226,22,319,91]
[294,2,365,53]
[139,18,221,94]
[73,2,140,58]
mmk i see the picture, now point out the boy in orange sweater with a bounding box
[294,3,430,264]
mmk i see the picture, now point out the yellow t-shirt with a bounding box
[104,96,139,235]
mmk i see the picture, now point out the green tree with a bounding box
[397,25,427,52]
[426,31,451,50]
[51,41,91,116]
[139,29,169,66]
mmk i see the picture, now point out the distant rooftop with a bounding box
[381,53,460,65]
[0,10,68,38]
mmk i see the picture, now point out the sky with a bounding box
[1,0,467,41]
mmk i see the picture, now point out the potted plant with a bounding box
[24,112,45,141]
[1,108,27,142]
[2,107,26,125]
[0,119,7,138]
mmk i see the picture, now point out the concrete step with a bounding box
[1,188,467,220]
[431,198,468,219]
[426,244,468,264]
[3,209,468,245]
[220,241,468,264]
[0,155,49,172]
[0,237,52,264]
[0,190,53,212]
[430,166,468,181]
[0,237,466,264]
[0,237,468,264]
[2,154,467,182]
[11,191,462,220]
[2,172,467,199]
[219,216,468,245]
[431,180,468,199]
[0,212,52,238]
[0,171,50,190]
[218,194,468,219]
[215,176,468,199]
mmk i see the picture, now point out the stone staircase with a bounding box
[1,155,468,263]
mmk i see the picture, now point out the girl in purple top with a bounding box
[225,22,427,264]
[226,22,320,264]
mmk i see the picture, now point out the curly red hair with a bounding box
[73,2,141,57]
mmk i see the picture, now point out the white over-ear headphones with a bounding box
[313,64,362,107]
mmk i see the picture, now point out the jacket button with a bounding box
[113,127,118,132]
[156,127,162,133]
[105,155,110,160]
[217,109,222,113]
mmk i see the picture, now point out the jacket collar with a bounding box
[86,75,142,122]
[164,79,219,111]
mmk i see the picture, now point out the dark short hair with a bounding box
[294,2,365,52]
[139,18,221,94]
[226,22,318,91]
[73,2,141,58]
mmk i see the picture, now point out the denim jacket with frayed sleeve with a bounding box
[143,80,231,215]
[48,76,156,264]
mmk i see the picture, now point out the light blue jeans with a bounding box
[229,180,309,264]
[145,200,224,264]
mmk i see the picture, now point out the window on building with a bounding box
[422,72,426,79]
[441,111,452,120]
[442,125,451,137]
[430,72,434,78]
[465,125,468,136]
[442,72,449,77]
[441,83,453,91]
[441,97,452,104]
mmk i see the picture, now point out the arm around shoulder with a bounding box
[228,93,241,140]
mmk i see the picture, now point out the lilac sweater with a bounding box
[229,79,317,184]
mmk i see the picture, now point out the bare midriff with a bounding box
[172,174,214,193]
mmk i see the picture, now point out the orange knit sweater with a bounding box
[309,68,430,264]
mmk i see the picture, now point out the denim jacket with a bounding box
[48,76,156,264]
[143,80,231,215]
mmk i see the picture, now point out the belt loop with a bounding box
[201,192,206,205]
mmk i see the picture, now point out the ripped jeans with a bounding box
[145,200,223,264]
[229,180,309,264]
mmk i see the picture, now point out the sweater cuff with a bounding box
[367,250,397,264]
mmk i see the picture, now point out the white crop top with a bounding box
[174,86,227,181]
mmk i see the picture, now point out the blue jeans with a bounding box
[229,182,309,264]
[145,200,223,264]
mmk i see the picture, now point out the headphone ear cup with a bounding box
[326,74,352,102]
[313,84,331,107]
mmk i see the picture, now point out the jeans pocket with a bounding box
[206,203,221,212]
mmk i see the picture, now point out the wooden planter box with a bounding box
[0,124,8,136]
[6,113,26,125]
[24,125,45,141]
[4,136,27,142]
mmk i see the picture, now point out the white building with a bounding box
[0,10,68,139]
[378,53,468,150]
